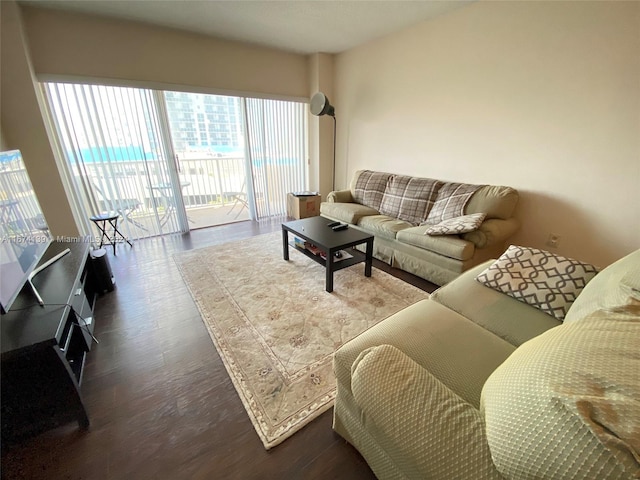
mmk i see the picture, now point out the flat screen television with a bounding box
[0,149,52,314]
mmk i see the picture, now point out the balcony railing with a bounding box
[76,154,301,239]
[83,155,244,207]
[0,167,49,238]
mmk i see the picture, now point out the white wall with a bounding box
[21,6,309,100]
[335,1,640,267]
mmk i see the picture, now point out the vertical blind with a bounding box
[45,83,181,239]
[44,82,309,240]
[245,98,308,218]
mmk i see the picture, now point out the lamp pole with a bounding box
[332,115,336,191]
[310,92,336,192]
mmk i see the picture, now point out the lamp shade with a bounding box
[310,92,335,117]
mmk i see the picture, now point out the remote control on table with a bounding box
[332,224,348,231]
[327,221,340,228]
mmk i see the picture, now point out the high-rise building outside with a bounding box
[164,92,244,157]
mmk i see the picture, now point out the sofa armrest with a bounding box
[351,344,502,480]
[463,217,520,249]
[327,189,353,203]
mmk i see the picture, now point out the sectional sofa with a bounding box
[333,246,640,479]
[320,170,520,285]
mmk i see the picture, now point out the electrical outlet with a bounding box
[546,233,561,248]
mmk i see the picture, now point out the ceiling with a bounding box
[19,0,473,55]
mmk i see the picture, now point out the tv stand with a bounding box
[1,241,99,443]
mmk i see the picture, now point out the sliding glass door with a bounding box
[162,92,309,229]
[45,83,186,239]
[44,82,309,240]
[162,92,250,228]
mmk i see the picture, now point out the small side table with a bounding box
[90,213,132,255]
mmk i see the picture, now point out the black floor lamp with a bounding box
[310,92,336,191]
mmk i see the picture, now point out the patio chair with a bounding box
[94,184,147,231]
[223,190,249,219]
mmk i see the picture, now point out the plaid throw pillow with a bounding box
[425,213,486,235]
[379,175,443,225]
[476,245,599,320]
[425,183,483,224]
[352,170,391,211]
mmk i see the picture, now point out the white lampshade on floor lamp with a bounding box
[310,92,336,191]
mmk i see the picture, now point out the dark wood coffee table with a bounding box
[282,216,374,293]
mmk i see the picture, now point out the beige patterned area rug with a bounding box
[174,231,427,449]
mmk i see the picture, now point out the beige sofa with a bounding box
[320,170,520,285]
[333,247,640,480]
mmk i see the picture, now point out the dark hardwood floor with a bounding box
[1,217,437,479]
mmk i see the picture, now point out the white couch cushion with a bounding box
[320,202,379,224]
[357,215,413,241]
[397,225,475,261]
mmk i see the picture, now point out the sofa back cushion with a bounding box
[431,261,561,346]
[465,185,519,220]
[349,171,519,222]
[379,175,443,225]
[351,170,391,211]
[481,309,640,479]
[564,248,640,324]
[425,183,483,224]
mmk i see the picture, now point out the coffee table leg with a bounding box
[364,238,373,277]
[282,229,289,261]
[326,249,334,293]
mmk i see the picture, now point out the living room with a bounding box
[4,0,639,269]
[1,0,639,478]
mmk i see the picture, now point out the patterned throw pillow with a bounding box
[476,245,599,320]
[379,175,443,225]
[424,213,486,235]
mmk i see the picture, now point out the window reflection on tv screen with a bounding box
[0,149,51,314]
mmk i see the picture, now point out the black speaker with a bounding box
[90,248,115,293]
